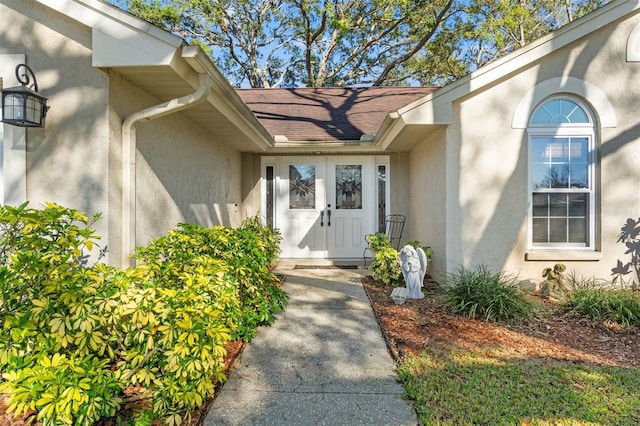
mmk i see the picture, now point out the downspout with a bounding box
[121,73,212,268]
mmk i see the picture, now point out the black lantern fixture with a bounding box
[1,64,49,128]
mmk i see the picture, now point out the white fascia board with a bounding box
[35,0,183,66]
[393,0,640,127]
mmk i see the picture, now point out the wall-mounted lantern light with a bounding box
[1,64,49,128]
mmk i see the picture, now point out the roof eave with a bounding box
[378,0,640,148]
[181,47,274,151]
[35,0,274,152]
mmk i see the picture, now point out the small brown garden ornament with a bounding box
[540,263,569,301]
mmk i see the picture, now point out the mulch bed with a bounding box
[362,275,640,367]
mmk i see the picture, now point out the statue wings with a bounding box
[417,247,427,287]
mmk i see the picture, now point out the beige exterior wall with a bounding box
[108,72,244,252]
[2,0,111,245]
[389,152,410,237]
[2,0,244,265]
[409,127,447,276]
[440,12,640,284]
[241,152,262,220]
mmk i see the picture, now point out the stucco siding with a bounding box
[409,127,447,277]
[241,152,262,220]
[107,73,243,249]
[449,11,640,283]
[2,0,111,246]
[389,152,410,233]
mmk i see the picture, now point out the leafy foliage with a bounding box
[0,204,286,425]
[108,0,609,87]
[564,287,640,327]
[365,232,391,253]
[442,264,535,322]
[0,203,125,425]
[369,246,402,286]
[134,216,286,342]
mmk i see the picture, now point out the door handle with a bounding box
[327,207,331,227]
[320,210,324,226]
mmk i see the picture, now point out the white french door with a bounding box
[264,156,378,259]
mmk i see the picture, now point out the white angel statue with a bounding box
[399,245,427,299]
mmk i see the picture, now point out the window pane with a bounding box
[377,165,386,232]
[532,138,551,159]
[569,138,588,162]
[529,99,593,248]
[532,193,549,216]
[568,106,589,123]
[531,164,550,189]
[568,194,587,216]
[549,194,567,216]
[266,166,274,227]
[532,218,548,243]
[569,218,587,243]
[289,164,315,209]
[549,218,567,242]
[548,139,569,161]
[531,99,590,124]
[532,192,589,244]
[549,164,570,188]
[569,164,588,188]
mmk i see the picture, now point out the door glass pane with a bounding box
[266,166,274,227]
[289,164,315,209]
[335,165,362,209]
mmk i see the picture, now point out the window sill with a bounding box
[525,251,602,262]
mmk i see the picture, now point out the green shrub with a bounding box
[0,204,287,425]
[442,265,535,322]
[564,287,640,327]
[370,246,402,286]
[0,202,125,425]
[365,232,392,252]
[134,217,287,342]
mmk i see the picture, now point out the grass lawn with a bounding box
[363,272,640,426]
[398,348,640,425]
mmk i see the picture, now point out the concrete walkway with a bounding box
[204,264,418,426]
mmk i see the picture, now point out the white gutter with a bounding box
[121,73,212,268]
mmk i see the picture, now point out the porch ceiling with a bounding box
[111,65,271,153]
[382,124,442,152]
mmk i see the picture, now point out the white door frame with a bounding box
[261,155,390,259]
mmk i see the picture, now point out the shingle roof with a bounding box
[236,87,436,142]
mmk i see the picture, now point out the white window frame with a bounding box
[527,97,597,251]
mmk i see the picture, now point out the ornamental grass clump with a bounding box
[442,264,535,322]
[564,285,640,327]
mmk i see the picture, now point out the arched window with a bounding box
[528,97,596,249]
